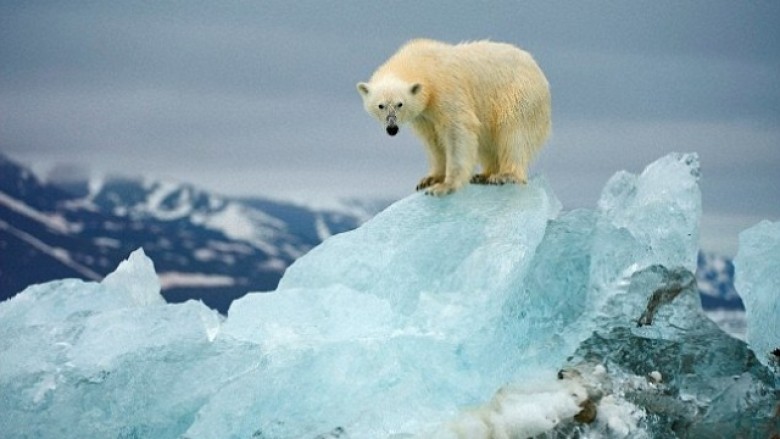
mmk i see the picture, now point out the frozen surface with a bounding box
[734,220,780,368]
[1,153,777,438]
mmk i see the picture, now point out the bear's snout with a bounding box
[386,125,399,136]
[386,114,399,136]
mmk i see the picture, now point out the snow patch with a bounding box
[196,202,283,256]
[193,248,218,262]
[93,237,121,248]
[139,180,193,220]
[0,191,75,234]
[314,214,332,241]
[0,219,102,280]
[158,272,236,289]
[258,257,288,272]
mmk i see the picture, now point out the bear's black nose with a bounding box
[386,125,399,136]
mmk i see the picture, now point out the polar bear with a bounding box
[357,39,551,196]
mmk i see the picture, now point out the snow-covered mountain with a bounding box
[0,153,385,312]
[696,251,743,309]
[0,152,744,314]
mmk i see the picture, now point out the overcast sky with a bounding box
[1,1,778,256]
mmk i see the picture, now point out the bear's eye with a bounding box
[397,102,403,108]
[378,104,385,110]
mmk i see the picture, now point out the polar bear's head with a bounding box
[356,76,424,136]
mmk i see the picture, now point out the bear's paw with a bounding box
[425,182,459,197]
[471,173,527,186]
[416,175,445,191]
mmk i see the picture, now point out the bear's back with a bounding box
[377,39,541,85]
[372,39,451,82]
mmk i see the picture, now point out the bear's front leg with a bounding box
[415,125,447,192]
[425,127,478,196]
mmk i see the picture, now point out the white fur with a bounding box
[357,39,552,196]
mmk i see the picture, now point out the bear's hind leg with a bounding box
[471,140,501,185]
[487,126,533,185]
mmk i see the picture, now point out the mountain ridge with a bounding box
[0,152,374,312]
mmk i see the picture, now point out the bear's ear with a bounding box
[357,82,370,96]
[410,83,422,95]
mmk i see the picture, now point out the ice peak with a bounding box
[101,248,165,306]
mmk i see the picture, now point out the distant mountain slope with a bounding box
[0,153,374,312]
[0,152,745,314]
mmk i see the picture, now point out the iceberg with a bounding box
[0,153,777,438]
[734,220,780,369]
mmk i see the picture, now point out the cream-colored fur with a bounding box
[357,39,551,196]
